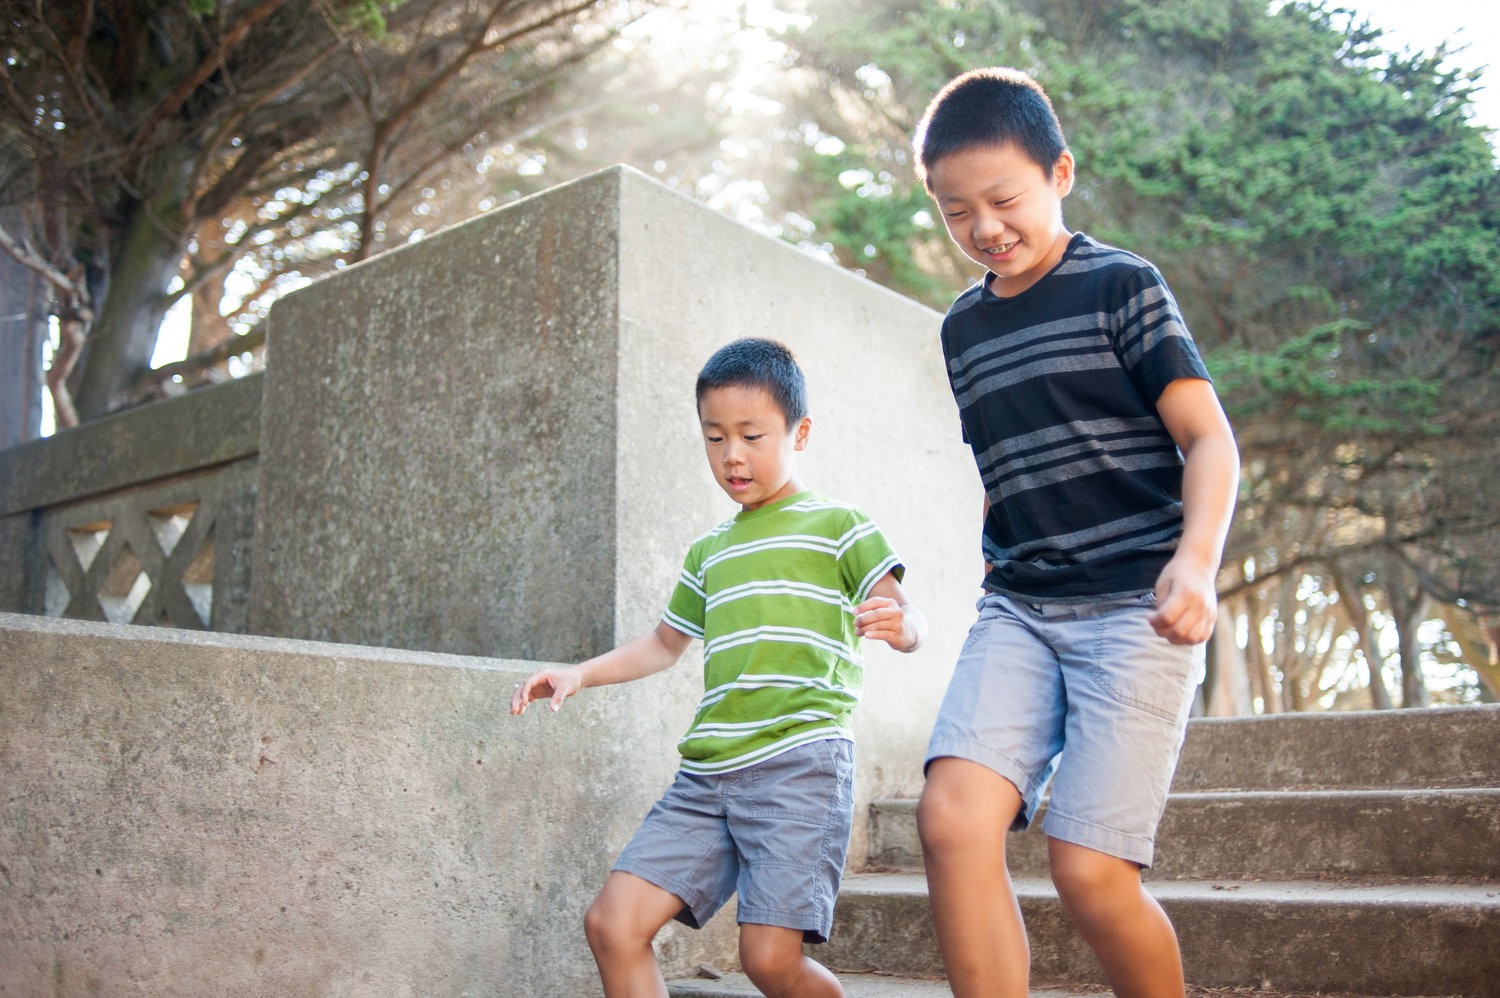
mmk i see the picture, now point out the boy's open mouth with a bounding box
[984,240,1019,256]
[726,476,751,489]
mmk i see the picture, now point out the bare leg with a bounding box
[1048,839,1185,998]
[738,923,846,998]
[584,871,686,998]
[917,757,1030,998]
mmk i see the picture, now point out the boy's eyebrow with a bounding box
[939,179,1019,201]
[700,417,772,429]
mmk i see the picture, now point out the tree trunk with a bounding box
[1385,568,1431,709]
[1204,601,1253,716]
[1245,594,1278,713]
[0,208,45,445]
[72,195,190,421]
[1275,576,1304,711]
[1330,564,1394,709]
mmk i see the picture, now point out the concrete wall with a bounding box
[1,166,981,992]
[0,612,736,997]
[250,165,980,861]
[0,374,263,622]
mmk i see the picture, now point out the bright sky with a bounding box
[1340,0,1499,135]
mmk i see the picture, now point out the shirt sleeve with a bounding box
[660,541,706,639]
[1112,265,1212,403]
[836,508,905,604]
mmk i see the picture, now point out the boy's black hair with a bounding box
[913,67,1068,186]
[696,337,808,430]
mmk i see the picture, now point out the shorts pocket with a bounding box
[1087,602,1200,723]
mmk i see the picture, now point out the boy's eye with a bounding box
[744,434,764,442]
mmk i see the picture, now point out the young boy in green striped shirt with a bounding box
[511,337,925,998]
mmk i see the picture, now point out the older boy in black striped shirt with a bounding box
[913,67,1239,998]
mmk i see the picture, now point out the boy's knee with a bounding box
[1048,840,1140,920]
[917,760,1020,853]
[583,891,646,956]
[738,929,804,994]
[582,896,613,952]
[915,782,968,851]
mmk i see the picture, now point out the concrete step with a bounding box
[868,788,1500,881]
[1173,705,1500,792]
[667,971,1056,997]
[815,873,1500,996]
[665,972,1425,998]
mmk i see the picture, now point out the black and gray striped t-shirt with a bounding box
[940,232,1212,601]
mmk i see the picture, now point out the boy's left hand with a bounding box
[1148,554,1218,645]
[855,595,922,652]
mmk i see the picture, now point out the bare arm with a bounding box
[854,570,927,653]
[509,620,694,714]
[1149,377,1240,645]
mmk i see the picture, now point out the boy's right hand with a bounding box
[510,665,583,715]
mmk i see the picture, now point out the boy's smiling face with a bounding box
[928,141,1075,298]
[698,383,810,511]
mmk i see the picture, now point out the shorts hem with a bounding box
[610,859,717,930]
[925,735,1046,826]
[736,907,834,945]
[1041,807,1156,868]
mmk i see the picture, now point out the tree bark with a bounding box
[72,195,190,421]
[1244,594,1278,713]
[0,208,45,445]
[1385,569,1431,709]
[1329,563,1394,709]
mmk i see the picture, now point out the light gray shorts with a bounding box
[925,591,1204,868]
[613,737,855,943]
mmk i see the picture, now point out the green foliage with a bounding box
[331,1,396,40]
[1207,324,1445,437]
[776,0,1500,679]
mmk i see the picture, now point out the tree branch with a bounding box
[130,0,294,159]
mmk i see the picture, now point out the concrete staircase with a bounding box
[668,705,1500,997]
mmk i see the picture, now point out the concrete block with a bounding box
[249,165,978,864]
[0,612,736,997]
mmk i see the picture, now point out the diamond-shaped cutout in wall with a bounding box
[182,527,215,626]
[99,544,151,624]
[68,521,112,573]
[148,502,198,556]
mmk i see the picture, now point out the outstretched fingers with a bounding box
[510,669,570,715]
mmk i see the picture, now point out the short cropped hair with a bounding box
[913,67,1068,187]
[696,337,808,429]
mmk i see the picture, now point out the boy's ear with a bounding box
[1053,150,1076,198]
[793,414,812,451]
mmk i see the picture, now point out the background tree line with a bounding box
[2,0,1496,710]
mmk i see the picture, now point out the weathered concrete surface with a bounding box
[0,612,737,997]
[0,374,263,518]
[856,706,1500,996]
[819,873,1500,995]
[872,788,1500,880]
[666,971,1110,997]
[1174,703,1500,790]
[249,164,978,866]
[0,375,264,621]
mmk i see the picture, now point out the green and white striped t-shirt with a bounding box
[661,491,904,775]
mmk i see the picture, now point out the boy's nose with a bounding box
[974,213,1006,241]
